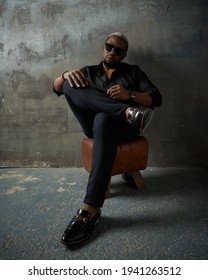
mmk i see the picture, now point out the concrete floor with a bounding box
[0,167,208,260]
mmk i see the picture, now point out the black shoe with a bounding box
[126,107,154,132]
[60,209,101,245]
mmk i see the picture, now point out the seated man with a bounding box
[53,32,162,245]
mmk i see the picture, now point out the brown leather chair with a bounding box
[82,136,148,197]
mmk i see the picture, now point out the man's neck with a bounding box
[102,61,118,79]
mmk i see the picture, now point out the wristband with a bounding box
[128,90,136,100]
[62,71,68,80]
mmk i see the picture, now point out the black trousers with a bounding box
[63,81,140,207]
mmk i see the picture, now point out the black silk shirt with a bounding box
[54,61,162,108]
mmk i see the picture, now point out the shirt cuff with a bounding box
[53,83,64,97]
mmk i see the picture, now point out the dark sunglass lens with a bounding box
[114,48,123,56]
[105,43,113,52]
[105,43,125,56]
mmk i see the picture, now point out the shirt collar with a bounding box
[97,61,124,76]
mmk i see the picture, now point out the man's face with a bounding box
[103,35,127,68]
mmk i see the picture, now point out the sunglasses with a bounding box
[105,43,126,56]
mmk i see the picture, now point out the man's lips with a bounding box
[106,55,115,61]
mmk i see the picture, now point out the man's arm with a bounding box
[106,67,162,108]
[53,69,89,96]
[136,69,162,107]
[107,85,153,107]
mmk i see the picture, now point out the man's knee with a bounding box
[94,112,111,124]
[63,80,77,95]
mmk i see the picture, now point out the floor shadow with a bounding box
[109,168,208,199]
[64,205,199,251]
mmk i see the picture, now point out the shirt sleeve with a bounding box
[135,66,162,107]
[53,82,64,96]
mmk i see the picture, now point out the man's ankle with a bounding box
[81,203,100,218]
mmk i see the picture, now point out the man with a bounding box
[53,32,162,245]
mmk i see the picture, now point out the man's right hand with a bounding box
[63,70,90,88]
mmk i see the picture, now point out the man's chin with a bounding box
[103,59,120,69]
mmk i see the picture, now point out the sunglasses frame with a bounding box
[105,43,126,56]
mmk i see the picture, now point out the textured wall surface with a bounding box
[0,0,207,167]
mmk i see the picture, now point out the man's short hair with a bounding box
[105,32,129,51]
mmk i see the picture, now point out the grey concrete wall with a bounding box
[0,0,207,167]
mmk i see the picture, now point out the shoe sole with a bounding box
[135,108,154,132]
[140,109,154,132]
[60,216,101,246]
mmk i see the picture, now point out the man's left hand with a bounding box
[107,84,129,100]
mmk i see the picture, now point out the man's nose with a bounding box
[109,49,116,55]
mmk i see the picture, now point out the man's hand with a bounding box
[63,70,90,88]
[107,84,130,100]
